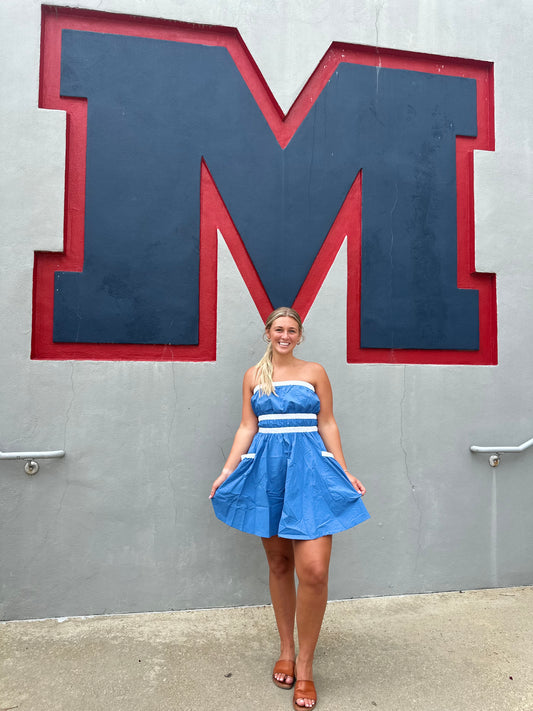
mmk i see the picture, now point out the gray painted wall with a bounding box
[1,0,532,620]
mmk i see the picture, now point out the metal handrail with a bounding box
[470,437,533,467]
[0,449,65,460]
[0,449,65,475]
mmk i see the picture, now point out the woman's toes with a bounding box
[275,672,290,683]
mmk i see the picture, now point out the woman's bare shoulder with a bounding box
[299,360,328,385]
[243,365,258,388]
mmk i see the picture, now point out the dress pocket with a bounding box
[215,452,256,497]
[319,451,360,501]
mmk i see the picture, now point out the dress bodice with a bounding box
[251,381,320,417]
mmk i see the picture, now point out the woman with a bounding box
[210,307,369,710]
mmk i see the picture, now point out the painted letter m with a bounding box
[34,8,496,364]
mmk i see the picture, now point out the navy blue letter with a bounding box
[54,30,478,349]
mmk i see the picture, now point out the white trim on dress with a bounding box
[258,426,318,433]
[258,413,317,422]
[254,380,315,394]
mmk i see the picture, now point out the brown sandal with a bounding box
[292,679,317,709]
[272,659,295,689]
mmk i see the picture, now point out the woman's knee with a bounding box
[297,561,329,588]
[267,552,294,578]
[293,536,332,587]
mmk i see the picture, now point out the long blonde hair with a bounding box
[255,307,303,395]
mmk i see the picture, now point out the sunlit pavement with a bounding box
[1,587,532,711]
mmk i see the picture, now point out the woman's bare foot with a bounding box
[293,657,316,708]
[272,657,295,688]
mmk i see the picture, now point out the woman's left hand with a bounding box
[209,469,232,499]
[345,472,366,495]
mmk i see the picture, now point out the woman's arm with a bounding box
[314,364,366,495]
[209,367,258,499]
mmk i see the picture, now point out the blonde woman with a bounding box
[210,307,369,710]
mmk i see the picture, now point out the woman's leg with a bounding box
[293,535,333,708]
[261,535,296,684]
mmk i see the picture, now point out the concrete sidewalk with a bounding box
[1,587,532,711]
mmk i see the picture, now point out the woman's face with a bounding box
[266,316,301,356]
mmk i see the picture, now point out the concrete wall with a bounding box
[1,0,532,620]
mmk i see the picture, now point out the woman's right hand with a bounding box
[345,471,366,495]
[209,468,232,499]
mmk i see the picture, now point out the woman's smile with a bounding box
[268,316,300,354]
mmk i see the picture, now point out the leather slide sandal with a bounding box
[272,659,295,689]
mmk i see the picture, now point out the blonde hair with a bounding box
[255,307,303,396]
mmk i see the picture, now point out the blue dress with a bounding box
[212,381,370,540]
